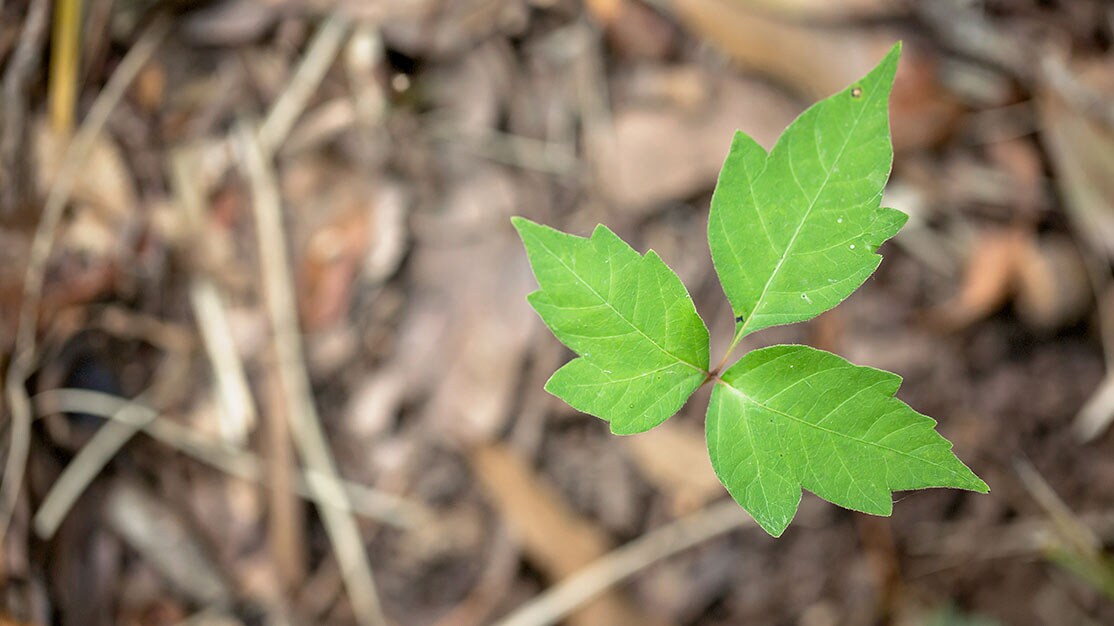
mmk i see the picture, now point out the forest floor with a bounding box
[2,1,1114,625]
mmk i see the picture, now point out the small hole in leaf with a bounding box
[851,86,863,98]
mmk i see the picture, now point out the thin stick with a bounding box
[258,13,350,156]
[491,499,750,626]
[263,344,307,587]
[31,394,157,538]
[0,14,169,544]
[236,122,388,626]
[170,149,258,446]
[1,0,51,215]
[33,389,427,527]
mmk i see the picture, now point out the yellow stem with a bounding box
[49,0,82,135]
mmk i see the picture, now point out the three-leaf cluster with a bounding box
[513,44,987,537]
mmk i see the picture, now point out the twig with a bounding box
[426,120,579,176]
[172,607,245,626]
[262,340,307,587]
[170,148,258,446]
[32,331,192,539]
[235,121,388,626]
[48,0,81,134]
[33,388,427,527]
[1,0,50,215]
[491,499,750,626]
[0,14,169,545]
[31,392,157,538]
[1014,457,1114,599]
[1037,52,1114,135]
[1073,239,1114,442]
[106,481,231,605]
[1075,373,1114,443]
[258,13,350,156]
[1014,458,1100,555]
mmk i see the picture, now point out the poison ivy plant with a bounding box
[512,43,988,537]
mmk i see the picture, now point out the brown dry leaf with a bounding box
[419,235,535,444]
[283,155,392,331]
[34,119,137,225]
[470,444,672,626]
[299,207,370,331]
[620,65,711,111]
[585,0,623,23]
[401,164,535,443]
[589,0,679,61]
[1014,234,1090,331]
[176,426,272,567]
[985,138,1045,214]
[364,181,409,284]
[345,367,407,440]
[60,206,119,256]
[669,1,960,152]
[930,228,1028,331]
[104,482,230,606]
[888,50,965,152]
[727,0,897,19]
[132,60,166,113]
[1038,60,1114,261]
[932,228,1090,332]
[599,72,799,212]
[670,0,897,98]
[394,503,487,566]
[621,421,722,515]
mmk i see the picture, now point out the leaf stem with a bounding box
[713,319,751,375]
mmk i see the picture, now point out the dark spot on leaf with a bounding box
[735,315,745,324]
[851,86,863,98]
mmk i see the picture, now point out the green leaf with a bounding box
[512,217,709,434]
[512,43,988,536]
[709,42,908,339]
[707,345,988,537]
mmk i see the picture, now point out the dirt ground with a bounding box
[2,1,1114,625]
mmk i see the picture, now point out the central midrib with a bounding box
[717,381,965,477]
[737,100,871,339]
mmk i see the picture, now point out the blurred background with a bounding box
[1,0,1114,624]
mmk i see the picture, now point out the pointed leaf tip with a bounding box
[708,44,905,339]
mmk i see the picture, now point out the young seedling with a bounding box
[513,43,988,537]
